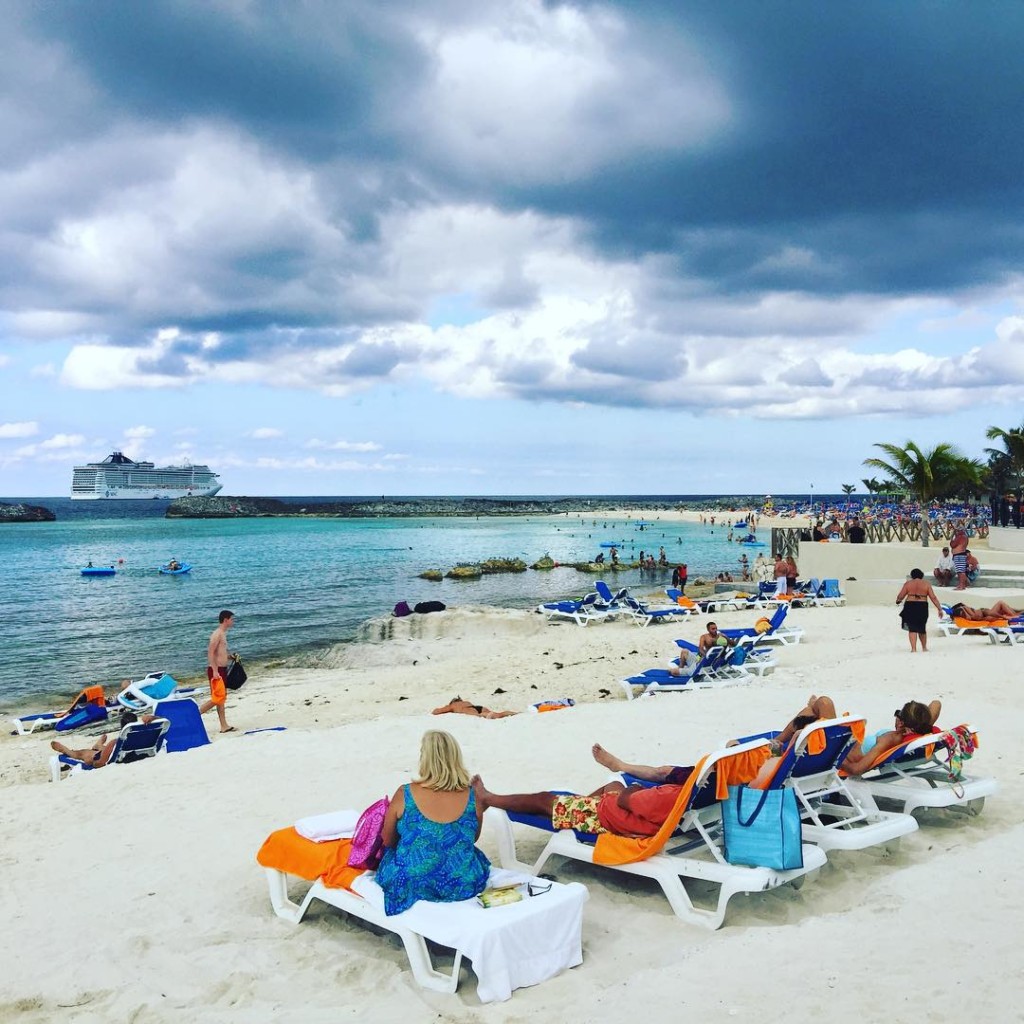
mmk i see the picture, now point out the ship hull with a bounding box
[71,484,223,501]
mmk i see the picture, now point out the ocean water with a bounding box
[0,497,769,708]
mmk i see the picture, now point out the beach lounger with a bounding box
[720,605,805,647]
[815,579,846,606]
[116,672,206,711]
[49,717,170,782]
[621,646,747,698]
[257,814,588,1003]
[752,717,918,852]
[849,725,998,816]
[671,638,777,678]
[622,596,698,627]
[935,609,1009,643]
[537,592,614,627]
[10,685,110,736]
[489,739,826,930]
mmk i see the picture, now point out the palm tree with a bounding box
[841,483,855,513]
[985,422,1024,494]
[862,441,972,546]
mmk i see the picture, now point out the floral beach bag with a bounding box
[347,796,390,870]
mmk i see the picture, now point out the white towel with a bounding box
[295,809,359,842]
[351,868,587,1002]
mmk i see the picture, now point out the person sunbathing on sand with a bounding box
[591,693,941,786]
[950,600,1022,621]
[432,696,518,719]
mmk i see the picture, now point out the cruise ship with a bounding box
[71,451,223,500]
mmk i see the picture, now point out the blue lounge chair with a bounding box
[537,591,613,627]
[620,645,745,698]
[745,717,918,852]
[720,605,804,646]
[816,579,846,606]
[154,698,210,753]
[49,717,171,782]
[622,596,698,627]
[488,738,827,930]
[849,725,999,816]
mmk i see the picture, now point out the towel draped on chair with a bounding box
[593,745,772,866]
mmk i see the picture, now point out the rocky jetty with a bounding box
[166,495,688,519]
[0,502,55,523]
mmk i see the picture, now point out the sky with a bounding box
[2,0,1024,497]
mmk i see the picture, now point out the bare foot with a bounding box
[470,774,489,804]
[592,743,625,772]
[50,740,66,754]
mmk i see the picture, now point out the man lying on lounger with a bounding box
[471,773,683,838]
[591,693,942,785]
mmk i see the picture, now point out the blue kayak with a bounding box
[738,541,766,547]
[81,567,116,576]
[598,542,624,548]
[159,562,192,575]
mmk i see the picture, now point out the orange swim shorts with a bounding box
[207,667,227,705]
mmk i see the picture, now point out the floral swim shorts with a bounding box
[551,794,607,834]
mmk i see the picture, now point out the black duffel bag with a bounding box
[224,657,248,691]
[414,601,447,614]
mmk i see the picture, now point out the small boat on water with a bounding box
[81,566,116,576]
[159,561,192,575]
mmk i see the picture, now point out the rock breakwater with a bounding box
[167,496,686,519]
[0,502,55,522]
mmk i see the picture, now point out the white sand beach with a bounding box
[1,576,1020,1022]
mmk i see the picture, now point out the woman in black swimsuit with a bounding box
[896,568,943,652]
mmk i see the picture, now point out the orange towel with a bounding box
[676,596,697,608]
[256,828,366,891]
[953,616,1010,628]
[593,745,771,866]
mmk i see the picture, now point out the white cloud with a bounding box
[409,1,731,184]
[29,362,57,377]
[250,427,283,439]
[123,425,155,440]
[305,438,381,452]
[39,432,85,449]
[0,420,38,439]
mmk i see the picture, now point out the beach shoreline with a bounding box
[0,593,1019,1021]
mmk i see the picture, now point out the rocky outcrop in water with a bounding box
[0,502,55,522]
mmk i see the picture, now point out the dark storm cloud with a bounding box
[5,0,1024,414]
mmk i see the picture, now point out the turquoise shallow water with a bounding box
[0,505,755,708]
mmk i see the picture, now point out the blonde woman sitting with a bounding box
[376,730,491,916]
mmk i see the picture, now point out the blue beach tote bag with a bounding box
[722,785,803,871]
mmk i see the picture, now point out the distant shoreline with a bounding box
[164,495,773,518]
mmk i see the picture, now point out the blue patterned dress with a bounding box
[376,785,491,916]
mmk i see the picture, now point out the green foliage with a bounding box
[863,440,979,545]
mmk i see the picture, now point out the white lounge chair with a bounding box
[259,812,587,1003]
[537,592,614,627]
[49,717,170,782]
[756,717,918,852]
[489,739,827,930]
[849,725,998,816]
[116,672,205,711]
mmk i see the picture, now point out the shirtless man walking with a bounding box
[199,609,235,733]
